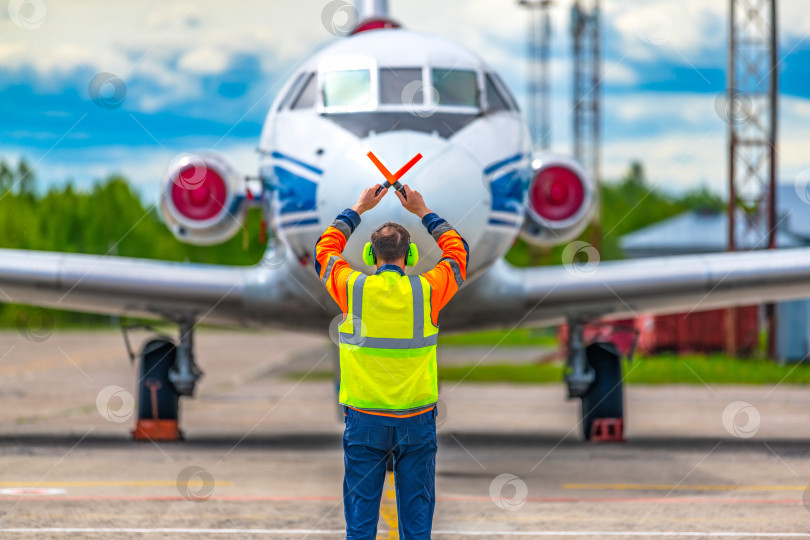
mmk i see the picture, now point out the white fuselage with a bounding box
[258,29,531,281]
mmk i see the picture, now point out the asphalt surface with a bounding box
[1,328,810,539]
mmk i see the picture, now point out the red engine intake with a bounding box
[160,152,248,245]
[170,162,229,222]
[520,155,594,246]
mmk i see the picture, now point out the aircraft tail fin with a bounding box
[356,0,389,20]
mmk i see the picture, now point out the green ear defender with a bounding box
[362,242,419,267]
[405,242,418,266]
[362,242,376,266]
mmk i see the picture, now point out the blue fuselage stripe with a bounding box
[273,166,318,215]
[271,151,323,176]
[488,218,519,227]
[281,217,320,228]
[483,153,524,175]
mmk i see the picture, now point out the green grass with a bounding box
[437,362,563,383]
[437,354,810,385]
[287,354,810,385]
[437,328,558,347]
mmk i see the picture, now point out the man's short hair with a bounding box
[371,222,410,263]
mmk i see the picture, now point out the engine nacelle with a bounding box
[519,154,595,246]
[160,152,249,245]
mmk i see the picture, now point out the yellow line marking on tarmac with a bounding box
[378,471,399,540]
[563,483,806,492]
[7,513,311,521]
[2,528,810,537]
[0,481,231,487]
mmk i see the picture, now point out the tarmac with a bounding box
[1,328,810,538]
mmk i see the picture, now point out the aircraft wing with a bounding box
[5,244,810,335]
[443,247,810,331]
[0,247,327,330]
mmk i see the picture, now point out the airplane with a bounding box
[2,0,809,441]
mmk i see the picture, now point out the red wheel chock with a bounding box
[132,376,182,441]
[590,418,625,442]
[132,419,182,441]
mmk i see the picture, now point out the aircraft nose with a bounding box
[318,131,489,274]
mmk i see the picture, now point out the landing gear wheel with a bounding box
[580,342,624,441]
[132,338,182,441]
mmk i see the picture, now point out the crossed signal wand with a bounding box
[368,151,423,199]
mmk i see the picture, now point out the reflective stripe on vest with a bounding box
[337,270,439,411]
[339,274,438,349]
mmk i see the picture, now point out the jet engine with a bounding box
[160,152,249,245]
[519,154,595,246]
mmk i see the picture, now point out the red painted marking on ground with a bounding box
[366,151,423,186]
[0,495,339,502]
[0,495,802,505]
[442,495,805,505]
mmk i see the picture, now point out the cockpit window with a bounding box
[278,72,306,111]
[323,69,372,108]
[491,72,519,111]
[485,73,509,112]
[291,72,317,110]
[432,69,478,107]
[380,68,423,105]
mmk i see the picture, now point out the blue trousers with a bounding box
[342,406,437,540]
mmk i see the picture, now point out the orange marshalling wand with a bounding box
[367,151,423,196]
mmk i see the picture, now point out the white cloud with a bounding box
[607,0,809,66]
[0,0,337,112]
[602,129,726,194]
[779,0,810,41]
[608,92,718,127]
[602,94,810,196]
[604,59,639,86]
[178,47,231,75]
[608,0,725,63]
[2,0,809,203]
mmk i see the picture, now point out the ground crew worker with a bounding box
[314,183,469,540]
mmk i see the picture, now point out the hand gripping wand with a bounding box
[367,151,423,199]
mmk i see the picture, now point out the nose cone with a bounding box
[318,131,488,274]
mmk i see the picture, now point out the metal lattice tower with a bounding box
[727,0,778,358]
[571,0,601,246]
[570,0,600,183]
[519,0,553,148]
[727,0,778,251]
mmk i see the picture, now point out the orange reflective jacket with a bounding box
[314,209,469,326]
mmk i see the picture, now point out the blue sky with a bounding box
[1,0,809,202]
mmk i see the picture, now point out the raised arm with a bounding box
[395,185,469,325]
[314,184,388,312]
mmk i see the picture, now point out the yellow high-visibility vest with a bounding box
[338,270,439,411]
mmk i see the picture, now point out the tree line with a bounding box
[0,159,265,328]
[505,161,724,266]
[0,159,723,328]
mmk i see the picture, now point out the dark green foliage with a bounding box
[505,161,725,266]
[433,354,810,385]
[0,158,723,327]
[0,159,267,327]
[288,353,810,385]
